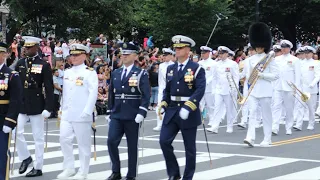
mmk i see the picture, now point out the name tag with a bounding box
[206,67,211,71]
[287,61,292,65]
[225,67,230,72]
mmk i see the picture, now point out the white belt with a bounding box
[170,96,190,101]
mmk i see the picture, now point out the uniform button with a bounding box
[178,104,180,106]
[177,82,179,84]
[123,100,125,103]
[177,89,179,92]
[122,86,124,88]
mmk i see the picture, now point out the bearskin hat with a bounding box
[248,22,272,53]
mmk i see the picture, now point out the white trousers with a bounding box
[60,120,92,175]
[272,91,295,132]
[295,94,317,129]
[200,92,215,125]
[16,114,44,170]
[156,92,163,128]
[246,97,272,142]
[211,93,236,129]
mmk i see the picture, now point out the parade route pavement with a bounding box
[10,111,320,180]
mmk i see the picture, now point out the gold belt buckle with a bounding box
[176,96,181,101]
[24,81,28,88]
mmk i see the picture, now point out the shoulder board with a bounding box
[86,67,94,71]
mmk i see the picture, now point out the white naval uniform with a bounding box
[59,64,98,176]
[294,59,320,130]
[198,58,217,125]
[210,58,239,132]
[272,54,301,134]
[245,53,279,143]
[156,61,174,128]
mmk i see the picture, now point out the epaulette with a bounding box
[86,67,94,71]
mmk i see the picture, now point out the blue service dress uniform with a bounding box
[159,59,206,180]
[107,66,150,178]
[0,65,22,180]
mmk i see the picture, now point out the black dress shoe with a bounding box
[25,168,42,177]
[107,172,122,180]
[168,176,181,180]
[18,156,33,174]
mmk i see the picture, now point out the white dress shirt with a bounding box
[273,53,301,91]
[61,63,98,122]
[244,53,279,98]
[121,63,134,80]
[177,59,189,71]
[213,58,239,95]
[300,58,320,94]
[158,61,174,93]
[198,58,217,93]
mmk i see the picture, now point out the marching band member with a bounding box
[293,46,320,131]
[158,35,205,180]
[15,36,54,177]
[207,46,239,133]
[57,44,98,179]
[106,42,150,180]
[153,48,174,131]
[272,40,301,135]
[243,22,279,147]
[0,42,22,180]
[198,46,216,126]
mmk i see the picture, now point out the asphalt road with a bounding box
[10,111,320,180]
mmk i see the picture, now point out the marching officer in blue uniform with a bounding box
[158,35,206,180]
[0,42,23,180]
[106,42,150,180]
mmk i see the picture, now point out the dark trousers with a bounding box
[52,94,60,117]
[107,119,139,178]
[159,114,197,180]
[0,130,10,180]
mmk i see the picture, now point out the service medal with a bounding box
[131,87,135,93]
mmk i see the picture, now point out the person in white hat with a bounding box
[15,36,54,177]
[57,43,98,180]
[198,46,217,128]
[207,46,239,134]
[272,39,302,135]
[153,48,175,131]
[273,45,282,57]
[158,35,205,180]
[294,46,320,131]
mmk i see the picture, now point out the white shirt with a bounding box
[244,53,279,98]
[273,53,301,91]
[198,58,217,93]
[213,58,239,95]
[177,59,189,71]
[62,43,70,59]
[0,63,4,70]
[54,46,63,58]
[300,58,320,94]
[158,61,174,93]
[61,63,98,122]
[121,64,134,80]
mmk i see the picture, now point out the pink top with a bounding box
[42,46,52,68]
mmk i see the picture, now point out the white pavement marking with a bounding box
[9,142,61,152]
[267,166,320,180]
[192,157,298,180]
[11,144,109,164]
[11,148,163,178]
[88,153,231,179]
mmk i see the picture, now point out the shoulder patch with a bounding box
[86,67,94,71]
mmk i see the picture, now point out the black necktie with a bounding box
[122,68,127,82]
[178,64,184,76]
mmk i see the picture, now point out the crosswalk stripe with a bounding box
[192,157,298,179]
[11,144,109,164]
[9,142,62,152]
[267,166,320,180]
[11,148,163,178]
[88,153,232,179]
